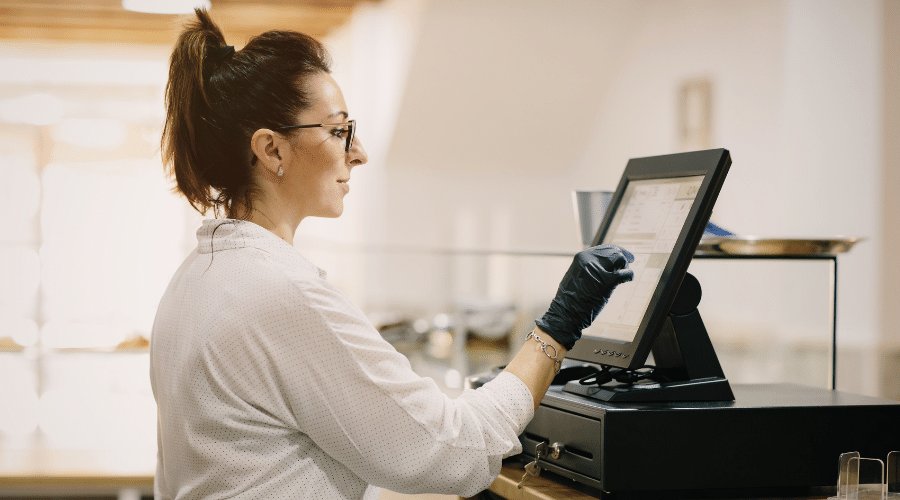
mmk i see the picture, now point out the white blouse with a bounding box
[150,220,534,499]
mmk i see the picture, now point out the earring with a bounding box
[276,165,284,177]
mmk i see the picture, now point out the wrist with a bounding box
[525,328,567,374]
[533,327,567,355]
[534,316,579,350]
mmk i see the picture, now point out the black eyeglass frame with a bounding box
[274,119,356,152]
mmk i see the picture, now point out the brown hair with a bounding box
[161,9,331,218]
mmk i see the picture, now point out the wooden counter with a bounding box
[0,444,154,498]
[483,464,598,500]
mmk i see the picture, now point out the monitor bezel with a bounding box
[566,148,731,370]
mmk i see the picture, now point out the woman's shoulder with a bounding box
[226,244,324,295]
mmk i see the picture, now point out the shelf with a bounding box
[301,236,863,259]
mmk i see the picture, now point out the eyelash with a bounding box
[330,128,347,138]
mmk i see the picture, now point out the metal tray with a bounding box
[696,237,862,257]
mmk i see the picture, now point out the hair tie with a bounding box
[208,44,235,64]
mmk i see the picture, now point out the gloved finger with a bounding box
[595,244,634,263]
[583,260,622,289]
[595,246,631,270]
[615,268,634,283]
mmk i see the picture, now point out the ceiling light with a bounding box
[122,0,211,15]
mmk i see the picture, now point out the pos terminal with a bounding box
[510,149,900,497]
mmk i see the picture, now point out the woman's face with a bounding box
[280,71,367,219]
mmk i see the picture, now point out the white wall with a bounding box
[564,0,886,392]
[880,0,900,399]
[382,0,642,253]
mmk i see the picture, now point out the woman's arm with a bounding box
[252,278,533,497]
[505,244,634,407]
[503,327,565,408]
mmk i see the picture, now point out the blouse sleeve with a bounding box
[249,274,534,496]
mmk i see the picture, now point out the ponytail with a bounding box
[161,9,331,218]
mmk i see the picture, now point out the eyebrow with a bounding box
[326,111,349,121]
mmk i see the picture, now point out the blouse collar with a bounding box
[196,219,288,254]
[195,219,327,278]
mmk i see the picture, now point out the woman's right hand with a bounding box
[535,245,634,350]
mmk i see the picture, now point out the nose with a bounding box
[347,136,368,167]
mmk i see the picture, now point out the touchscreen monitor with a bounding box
[567,149,731,370]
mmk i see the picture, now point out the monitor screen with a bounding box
[585,176,704,343]
[567,149,731,370]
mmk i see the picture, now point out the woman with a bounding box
[151,9,633,500]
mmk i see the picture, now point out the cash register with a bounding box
[499,149,899,498]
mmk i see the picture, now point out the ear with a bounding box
[250,128,283,176]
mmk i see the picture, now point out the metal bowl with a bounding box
[696,236,863,257]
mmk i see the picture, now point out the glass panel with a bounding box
[888,451,899,495]
[689,258,832,388]
[846,456,884,500]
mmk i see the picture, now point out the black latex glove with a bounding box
[535,244,635,350]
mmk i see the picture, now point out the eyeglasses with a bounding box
[274,119,356,152]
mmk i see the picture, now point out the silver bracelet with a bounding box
[526,330,562,374]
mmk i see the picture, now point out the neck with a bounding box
[240,197,300,244]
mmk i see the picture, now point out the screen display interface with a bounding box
[583,175,705,343]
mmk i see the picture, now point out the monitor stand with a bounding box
[562,273,736,403]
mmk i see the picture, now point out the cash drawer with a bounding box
[519,403,605,489]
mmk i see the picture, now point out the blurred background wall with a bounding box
[0,0,897,495]
[316,0,898,397]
